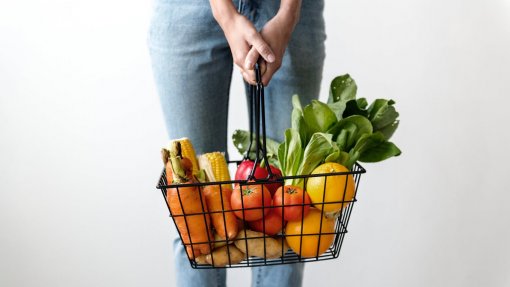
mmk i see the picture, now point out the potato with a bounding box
[266,237,289,259]
[195,233,236,266]
[213,232,232,249]
[234,229,286,259]
[205,245,245,267]
[195,254,208,265]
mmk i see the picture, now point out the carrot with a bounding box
[162,142,213,259]
[198,153,238,240]
[203,185,238,240]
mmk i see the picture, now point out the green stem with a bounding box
[168,141,189,183]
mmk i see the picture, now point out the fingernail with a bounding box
[245,60,252,69]
[268,54,275,62]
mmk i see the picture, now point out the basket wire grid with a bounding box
[156,64,366,268]
[156,163,365,268]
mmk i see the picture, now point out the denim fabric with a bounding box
[149,0,325,286]
[172,236,305,287]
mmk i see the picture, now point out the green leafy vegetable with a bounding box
[328,115,373,151]
[303,100,337,133]
[277,141,286,172]
[279,129,303,180]
[327,101,346,121]
[357,98,368,109]
[232,73,402,178]
[232,129,251,155]
[336,151,352,168]
[328,74,357,103]
[291,94,303,112]
[297,133,336,175]
[352,132,402,162]
[232,129,280,166]
[325,148,341,163]
[343,99,369,118]
[377,120,399,140]
[287,133,337,187]
[368,99,399,139]
[291,95,310,145]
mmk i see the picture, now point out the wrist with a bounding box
[272,11,298,40]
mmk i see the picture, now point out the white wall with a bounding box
[1,0,509,286]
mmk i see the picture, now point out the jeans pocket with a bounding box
[148,0,220,51]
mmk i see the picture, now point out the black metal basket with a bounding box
[156,162,364,268]
[156,64,366,268]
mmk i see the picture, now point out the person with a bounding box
[148,0,325,286]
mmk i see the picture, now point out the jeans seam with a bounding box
[216,269,221,287]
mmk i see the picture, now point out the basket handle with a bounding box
[245,63,274,180]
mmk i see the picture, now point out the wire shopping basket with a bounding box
[156,65,366,268]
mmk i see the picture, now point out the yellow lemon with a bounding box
[306,163,355,216]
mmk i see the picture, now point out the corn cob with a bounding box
[198,152,232,190]
[166,138,199,175]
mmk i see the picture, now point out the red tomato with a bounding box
[273,185,311,221]
[235,160,283,196]
[248,207,286,236]
[266,165,283,196]
[231,184,272,221]
[235,160,268,181]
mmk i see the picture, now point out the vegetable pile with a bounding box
[162,74,402,265]
[162,139,291,266]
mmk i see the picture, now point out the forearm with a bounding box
[210,0,301,29]
[277,0,302,29]
[209,0,239,28]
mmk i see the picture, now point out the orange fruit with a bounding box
[285,209,335,257]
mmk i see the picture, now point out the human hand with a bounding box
[219,13,276,85]
[244,8,300,86]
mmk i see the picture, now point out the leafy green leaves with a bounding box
[291,95,311,145]
[353,132,402,162]
[288,133,338,187]
[298,133,337,176]
[327,101,346,121]
[329,74,357,103]
[326,75,402,167]
[328,115,373,151]
[303,100,338,134]
[368,99,400,140]
[279,129,303,181]
[232,74,402,177]
[231,130,280,166]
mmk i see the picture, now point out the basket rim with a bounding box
[157,161,366,189]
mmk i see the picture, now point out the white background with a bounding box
[1,0,510,286]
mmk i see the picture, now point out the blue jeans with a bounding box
[148,0,325,286]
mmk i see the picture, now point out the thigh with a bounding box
[148,0,233,154]
[251,263,305,287]
[251,0,326,142]
[172,237,227,287]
